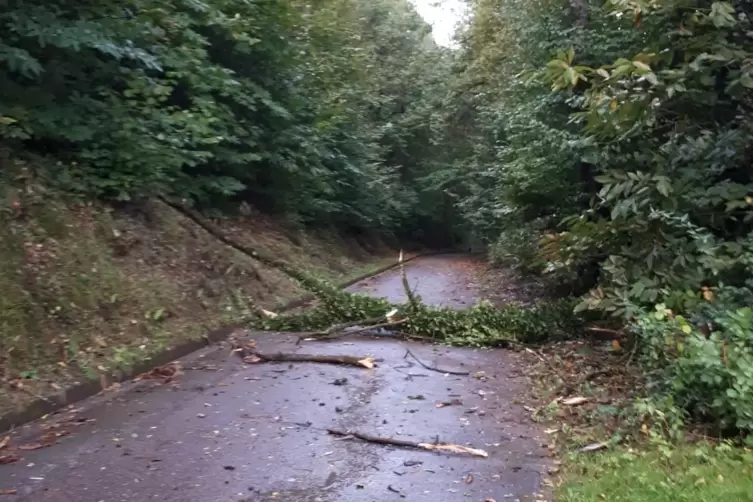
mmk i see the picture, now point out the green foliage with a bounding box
[452,0,753,433]
[535,0,753,316]
[635,294,753,433]
[0,0,459,239]
[488,221,547,272]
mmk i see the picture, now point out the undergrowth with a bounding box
[524,325,753,502]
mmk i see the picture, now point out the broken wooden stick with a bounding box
[300,318,409,343]
[321,316,387,335]
[403,348,470,376]
[246,352,376,369]
[327,428,488,458]
[297,307,410,343]
[343,319,408,337]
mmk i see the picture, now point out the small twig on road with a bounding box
[387,485,404,497]
[403,348,469,376]
[392,365,429,379]
[327,428,488,457]
[391,331,434,342]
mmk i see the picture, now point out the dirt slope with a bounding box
[0,159,395,417]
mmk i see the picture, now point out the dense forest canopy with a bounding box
[0,0,458,243]
[2,0,753,432]
[452,0,753,433]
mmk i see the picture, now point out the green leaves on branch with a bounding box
[253,276,585,347]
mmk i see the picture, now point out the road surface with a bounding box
[0,255,550,501]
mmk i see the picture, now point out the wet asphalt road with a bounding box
[346,255,481,308]
[0,255,550,501]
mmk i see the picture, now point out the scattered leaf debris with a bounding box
[387,484,405,497]
[135,362,182,383]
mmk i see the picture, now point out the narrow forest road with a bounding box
[0,255,551,502]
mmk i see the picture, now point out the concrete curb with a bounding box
[0,252,429,433]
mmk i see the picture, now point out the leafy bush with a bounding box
[636,297,753,433]
[488,226,542,271]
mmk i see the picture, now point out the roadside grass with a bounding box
[558,443,753,502]
[521,338,753,502]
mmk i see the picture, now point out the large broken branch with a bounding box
[246,352,376,369]
[341,319,407,337]
[229,335,377,368]
[327,429,488,458]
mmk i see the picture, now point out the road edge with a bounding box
[0,252,431,433]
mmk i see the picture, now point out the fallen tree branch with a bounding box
[299,318,409,343]
[247,352,376,369]
[403,348,469,376]
[321,316,387,334]
[297,315,394,343]
[327,429,488,458]
[343,319,407,337]
[159,198,329,293]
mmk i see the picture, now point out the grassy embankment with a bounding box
[0,155,396,415]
